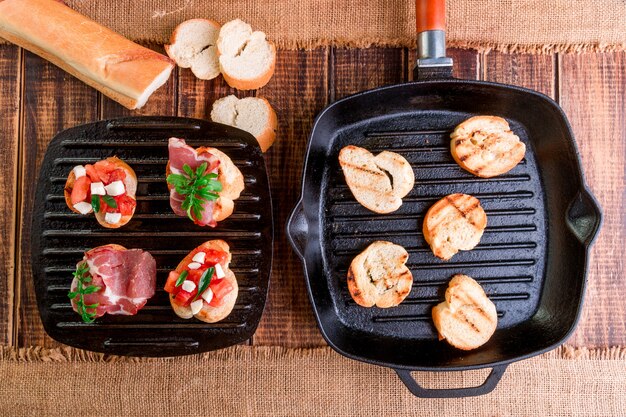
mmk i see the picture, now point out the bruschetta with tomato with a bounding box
[164,239,238,323]
[64,157,137,228]
[166,137,244,227]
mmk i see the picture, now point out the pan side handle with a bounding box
[394,365,508,398]
[286,200,308,260]
[566,188,603,247]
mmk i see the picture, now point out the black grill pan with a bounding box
[31,117,273,357]
[287,0,602,398]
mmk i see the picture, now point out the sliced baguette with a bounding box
[338,145,415,214]
[432,274,497,350]
[165,19,221,80]
[217,19,276,90]
[347,241,413,308]
[423,193,487,260]
[451,116,526,178]
[211,95,278,152]
[169,240,238,323]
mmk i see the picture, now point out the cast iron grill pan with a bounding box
[31,117,273,357]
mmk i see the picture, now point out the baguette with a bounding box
[432,274,497,350]
[0,0,174,110]
[451,116,526,178]
[338,145,414,214]
[210,95,278,152]
[165,19,221,81]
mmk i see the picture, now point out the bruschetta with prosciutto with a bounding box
[64,157,138,228]
[164,240,238,323]
[68,244,156,323]
[166,137,244,227]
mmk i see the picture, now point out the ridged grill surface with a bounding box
[321,121,547,339]
[31,118,273,356]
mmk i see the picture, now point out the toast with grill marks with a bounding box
[338,145,415,214]
[451,116,526,178]
[432,274,497,350]
[347,241,413,308]
[423,193,487,260]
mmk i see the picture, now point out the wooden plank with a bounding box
[17,52,99,347]
[0,45,21,345]
[559,52,626,346]
[407,48,479,81]
[484,51,555,97]
[252,49,329,347]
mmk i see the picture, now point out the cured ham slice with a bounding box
[70,245,156,317]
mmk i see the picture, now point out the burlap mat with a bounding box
[1,345,625,416]
[43,0,625,53]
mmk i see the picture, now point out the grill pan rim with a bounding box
[288,79,602,371]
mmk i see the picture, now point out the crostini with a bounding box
[164,240,238,323]
[68,244,156,323]
[64,157,138,228]
[166,137,244,227]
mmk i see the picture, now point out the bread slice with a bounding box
[169,240,238,323]
[423,193,487,260]
[211,95,278,152]
[217,19,276,90]
[338,145,415,214]
[432,274,497,350]
[165,19,221,80]
[450,116,526,178]
[347,241,413,308]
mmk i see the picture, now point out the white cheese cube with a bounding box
[187,262,202,270]
[192,252,206,264]
[104,212,122,224]
[201,288,214,303]
[104,180,125,196]
[90,182,106,196]
[181,280,196,292]
[190,299,204,315]
[72,201,93,214]
[72,165,86,179]
[215,263,225,279]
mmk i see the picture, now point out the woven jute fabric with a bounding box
[45,0,626,53]
[1,345,625,416]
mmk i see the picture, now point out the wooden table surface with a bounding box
[0,45,624,350]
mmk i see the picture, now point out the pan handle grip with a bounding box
[566,188,603,246]
[414,0,453,80]
[286,200,308,260]
[416,0,446,32]
[394,365,508,398]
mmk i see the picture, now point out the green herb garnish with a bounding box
[166,162,222,222]
[194,267,214,301]
[91,195,100,213]
[175,270,188,287]
[67,262,101,323]
[101,195,118,209]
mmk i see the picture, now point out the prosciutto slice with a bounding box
[70,246,156,317]
[168,137,220,227]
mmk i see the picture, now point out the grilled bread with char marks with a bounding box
[423,193,487,260]
[451,116,525,178]
[338,145,414,214]
[432,274,497,350]
[347,241,413,308]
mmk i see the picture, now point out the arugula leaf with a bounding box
[91,195,100,213]
[175,270,188,287]
[166,162,222,223]
[67,262,101,323]
[194,267,214,301]
[101,195,117,208]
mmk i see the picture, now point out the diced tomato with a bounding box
[203,249,229,266]
[70,176,91,205]
[173,290,194,307]
[107,169,126,183]
[186,269,203,284]
[208,296,225,307]
[164,271,179,294]
[84,164,100,182]
[210,279,233,300]
[115,194,136,216]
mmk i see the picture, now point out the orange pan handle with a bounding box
[414,0,453,80]
[416,0,446,33]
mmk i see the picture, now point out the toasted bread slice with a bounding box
[432,274,497,350]
[211,95,278,152]
[217,19,276,90]
[169,240,239,323]
[450,116,526,178]
[347,241,413,308]
[423,193,487,260]
[338,145,415,214]
[165,19,221,80]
